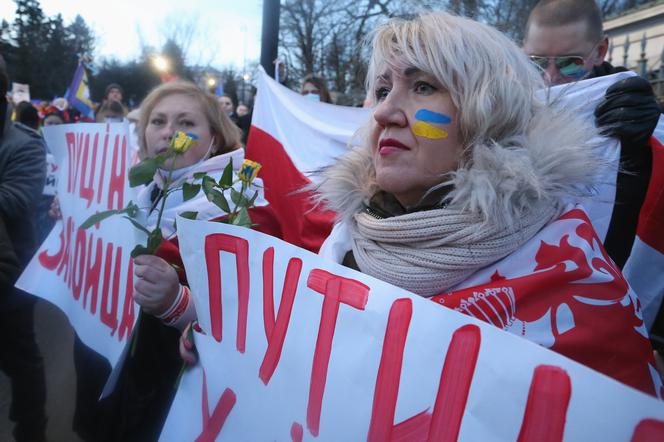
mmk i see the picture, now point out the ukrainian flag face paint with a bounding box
[411,109,452,139]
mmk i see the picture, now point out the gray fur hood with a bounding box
[314,103,603,227]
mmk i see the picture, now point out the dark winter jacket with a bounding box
[0,112,47,267]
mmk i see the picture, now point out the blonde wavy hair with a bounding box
[137,81,242,159]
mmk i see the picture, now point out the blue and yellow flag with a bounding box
[66,62,95,120]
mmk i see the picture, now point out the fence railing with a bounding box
[608,32,664,101]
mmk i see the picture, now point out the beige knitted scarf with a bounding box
[349,203,560,297]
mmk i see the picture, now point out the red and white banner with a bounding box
[161,217,664,441]
[247,68,664,332]
[245,67,370,252]
[17,123,138,365]
[623,121,664,329]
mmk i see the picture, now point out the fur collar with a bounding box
[315,104,602,227]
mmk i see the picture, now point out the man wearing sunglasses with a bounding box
[524,0,664,350]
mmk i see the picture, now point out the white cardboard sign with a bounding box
[161,218,664,441]
[17,122,139,366]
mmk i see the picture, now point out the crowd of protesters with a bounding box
[1,0,663,440]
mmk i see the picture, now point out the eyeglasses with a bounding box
[528,41,600,80]
[529,55,588,79]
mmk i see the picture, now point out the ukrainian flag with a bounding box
[66,62,95,120]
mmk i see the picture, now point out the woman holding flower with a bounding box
[77,81,281,441]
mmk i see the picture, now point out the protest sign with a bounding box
[11,82,30,103]
[17,122,138,366]
[161,218,664,441]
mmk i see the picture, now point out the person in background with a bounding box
[95,99,127,123]
[523,0,661,268]
[104,83,124,104]
[236,103,249,117]
[522,0,664,350]
[0,54,48,442]
[42,105,69,126]
[218,93,239,125]
[15,102,40,131]
[301,73,332,103]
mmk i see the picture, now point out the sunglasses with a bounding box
[529,55,588,79]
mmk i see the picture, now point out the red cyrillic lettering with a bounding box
[305,269,370,437]
[107,135,126,210]
[631,418,664,441]
[259,248,302,384]
[517,365,571,442]
[79,133,98,208]
[195,371,236,442]
[100,244,121,335]
[71,227,86,300]
[56,217,74,280]
[38,223,65,270]
[204,233,250,348]
[84,236,103,313]
[368,298,413,442]
[427,324,481,442]
[291,422,303,442]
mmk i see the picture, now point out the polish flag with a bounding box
[245,68,370,252]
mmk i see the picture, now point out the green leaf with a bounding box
[123,201,139,218]
[131,244,150,258]
[193,172,207,180]
[129,157,159,187]
[147,228,163,254]
[232,207,252,227]
[202,175,216,194]
[122,216,151,235]
[79,209,121,230]
[182,183,201,201]
[207,189,231,213]
[179,211,198,220]
[230,187,249,207]
[219,159,233,188]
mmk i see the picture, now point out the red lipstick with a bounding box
[379,138,410,156]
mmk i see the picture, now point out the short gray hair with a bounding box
[366,11,546,154]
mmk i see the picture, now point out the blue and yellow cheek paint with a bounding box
[411,109,452,139]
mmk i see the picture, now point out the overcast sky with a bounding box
[1,0,263,71]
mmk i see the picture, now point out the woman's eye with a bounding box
[179,120,195,127]
[375,86,390,101]
[414,81,436,94]
[150,118,164,125]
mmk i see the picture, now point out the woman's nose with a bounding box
[373,95,407,128]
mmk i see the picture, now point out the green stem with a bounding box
[155,153,176,232]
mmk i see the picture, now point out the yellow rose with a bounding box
[238,159,262,183]
[170,131,198,153]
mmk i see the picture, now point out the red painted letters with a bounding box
[259,247,303,384]
[305,269,370,436]
[517,365,571,442]
[204,234,250,349]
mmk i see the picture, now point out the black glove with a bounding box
[595,76,662,147]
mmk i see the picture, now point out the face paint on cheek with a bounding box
[412,109,452,139]
[415,109,452,124]
[412,121,448,139]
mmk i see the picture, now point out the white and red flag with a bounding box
[245,67,370,252]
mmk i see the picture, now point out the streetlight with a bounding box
[152,54,170,73]
[207,77,217,88]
